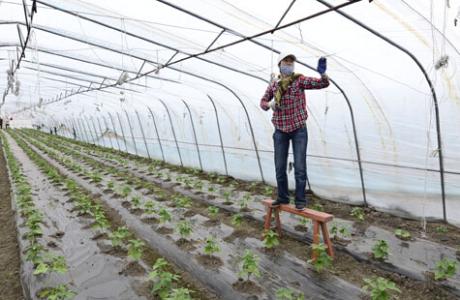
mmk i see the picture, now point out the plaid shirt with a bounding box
[260,74,330,132]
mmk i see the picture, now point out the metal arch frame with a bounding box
[107,112,122,151]
[146,106,165,162]
[207,95,228,176]
[154,0,366,201]
[89,116,100,146]
[101,115,115,150]
[123,109,139,155]
[3,3,362,192]
[95,116,107,148]
[34,1,269,84]
[313,0,447,221]
[157,98,183,167]
[135,110,151,159]
[83,116,96,144]
[116,111,129,152]
[181,99,203,171]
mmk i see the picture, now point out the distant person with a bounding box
[5,118,10,129]
[0,117,3,129]
[54,127,57,135]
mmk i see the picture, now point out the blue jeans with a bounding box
[273,126,308,205]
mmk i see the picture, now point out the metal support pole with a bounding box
[108,112,121,151]
[90,117,100,146]
[147,106,165,162]
[116,112,128,152]
[157,99,183,167]
[135,110,151,159]
[123,109,138,155]
[77,118,90,143]
[83,116,96,144]
[207,95,228,176]
[101,115,114,150]
[181,99,203,170]
[95,116,107,148]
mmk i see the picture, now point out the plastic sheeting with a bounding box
[0,0,459,226]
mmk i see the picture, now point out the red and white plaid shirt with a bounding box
[260,74,330,132]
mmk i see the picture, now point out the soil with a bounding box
[312,198,460,249]
[203,219,220,227]
[119,261,146,276]
[232,279,263,295]
[195,254,223,270]
[156,227,174,235]
[0,140,24,300]
[141,217,159,224]
[28,132,460,300]
[175,238,197,252]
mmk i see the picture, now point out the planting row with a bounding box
[17,129,460,299]
[22,129,460,297]
[5,130,213,300]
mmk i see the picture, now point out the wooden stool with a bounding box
[262,199,334,260]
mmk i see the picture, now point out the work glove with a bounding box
[317,56,327,75]
[269,100,278,111]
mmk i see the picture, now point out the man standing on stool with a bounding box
[260,53,329,210]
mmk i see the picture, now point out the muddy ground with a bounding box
[0,138,24,300]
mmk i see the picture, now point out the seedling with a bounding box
[121,185,132,199]
[239,250,260,281]
[308,243,332,272]
[149,258,180,299]
[223,190,232,204]
[362,277,400,300]
[128,239,145,261]
[350,207,365,222]
[231,213,243,227]
[208,186,216,193]
[166,288,193,300]
[263,230,280,249]
[204,236,220,257]
[106,180,114,190]
[372,240,389,260]
[394,229,411,241]
[207,206,219,219]
[330,223,350,240]
[90,172,102,183]
[435,225,448,234]
[109,226,131,248]
[173,195,192,208]
[311,202,324,212]
[192,180,203,190]
[276,288,305,300]
[177,221,193,240]
[263,186,274,197]
[159,208,172,224]
[434,258,457,281]
[144,200,156,215]
[239,193,251,210]
[92,209,110,229]
[38,284,76,300]
[131,196,142,209]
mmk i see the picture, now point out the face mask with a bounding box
[280,64,294,75]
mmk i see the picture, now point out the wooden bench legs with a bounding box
[263,206,334,260]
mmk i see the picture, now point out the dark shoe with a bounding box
[271,199,289,207]
[295,203,306,210]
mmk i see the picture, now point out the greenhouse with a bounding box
[0,0,459,299]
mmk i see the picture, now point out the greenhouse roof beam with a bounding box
[33,1,269,83]
[155,0,367,204]
[273,0,297,32]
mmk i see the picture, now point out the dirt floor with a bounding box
[0,138,24,300]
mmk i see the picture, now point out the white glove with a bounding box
[269,101,277,111]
